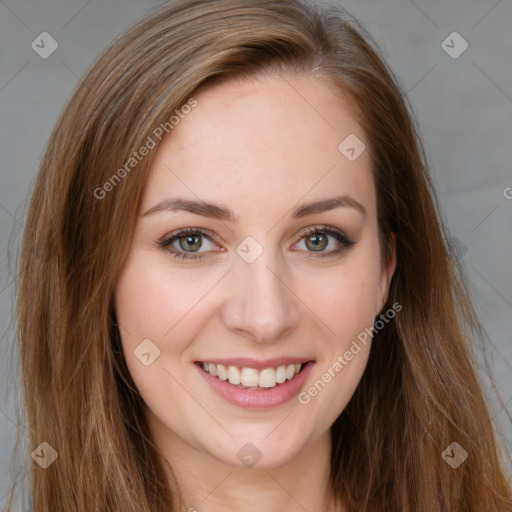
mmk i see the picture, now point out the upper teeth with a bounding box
[201,362,302,389]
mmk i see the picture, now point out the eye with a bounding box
[158,225,355,261]
[292,225,355,258]
[158,228,220,260]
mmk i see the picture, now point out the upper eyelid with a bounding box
[162,227,216,243]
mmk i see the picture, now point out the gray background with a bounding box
[1,0,511,506]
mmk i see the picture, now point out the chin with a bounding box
[202,429,308,469]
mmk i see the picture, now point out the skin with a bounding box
[115,73,396,512]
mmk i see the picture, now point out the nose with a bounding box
[220,250,301,344]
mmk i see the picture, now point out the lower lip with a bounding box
[196,361,315,409]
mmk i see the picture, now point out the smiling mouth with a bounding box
[197,361,309,390]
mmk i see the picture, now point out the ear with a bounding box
[377,232,397,313]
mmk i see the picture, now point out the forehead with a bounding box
[140,73,375,222]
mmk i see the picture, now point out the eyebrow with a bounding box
[142,195,366,221]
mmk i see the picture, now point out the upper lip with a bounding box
[196,357,314,370]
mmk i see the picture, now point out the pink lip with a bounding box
[196,360,315,409]
[195,357,313,371]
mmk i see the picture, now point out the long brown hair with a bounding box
[10,0,511,510]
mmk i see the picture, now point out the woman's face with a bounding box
[115,73,396,469]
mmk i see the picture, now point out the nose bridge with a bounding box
[222,243,300,343]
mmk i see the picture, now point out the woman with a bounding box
[11,0,512,510]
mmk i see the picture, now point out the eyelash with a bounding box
[158,225,355,261]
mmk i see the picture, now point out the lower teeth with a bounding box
[232,383,280,390]
[225,378,293,391]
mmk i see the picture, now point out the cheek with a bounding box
[114,253,232,407]
[304,252,383,345]
[114,256,201,409]
[296,265,379,430]
[114,254,213,345]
